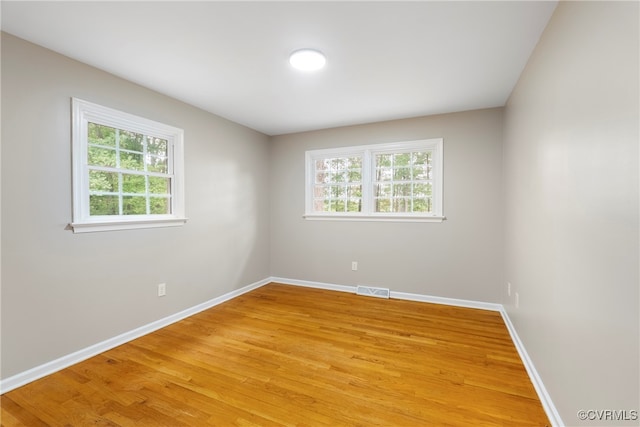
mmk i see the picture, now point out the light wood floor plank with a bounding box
[1,283,550,426]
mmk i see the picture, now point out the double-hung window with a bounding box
[305,139,444,222]
[71,98,186,233]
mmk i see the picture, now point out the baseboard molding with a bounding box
[499,308,564,427]
[270,277,356,293]
[390,290,502,312]
[0,277,272,394]
[1,275,563,427]
[270,277,502,312]
[273,277,562,426]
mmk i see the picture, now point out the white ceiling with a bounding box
[1,1,557,136]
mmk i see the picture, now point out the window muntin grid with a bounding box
[305,139,443,221]
[87,123,172,216]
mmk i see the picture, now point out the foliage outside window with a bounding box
[71,98,186,233]
[305,139,443,222]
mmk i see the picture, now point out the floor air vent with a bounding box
[356,286,390,299]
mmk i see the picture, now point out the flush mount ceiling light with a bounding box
[289,49,326,71]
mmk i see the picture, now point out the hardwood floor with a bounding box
[1,283,550,426]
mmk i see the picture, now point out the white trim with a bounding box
[1,275,563,427]
[302,214,445,223]
[271,277,500,311]
[499,308,565,427]
[71,98,186,233]
[305,138,444,220]
[390,290,502,311]
[0,277,271,394]
[270,277,356,293]
[71,217,188,233]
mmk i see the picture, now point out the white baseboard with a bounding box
[390,290,503,311]
[270,276,356,293]
[272,277,561,426]
[270,277,502,311]
[499,308,564,427]
[0,277,271,394]
[1,275,563,427]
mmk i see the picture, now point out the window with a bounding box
[71,98,186,233]
[305,139,443,222]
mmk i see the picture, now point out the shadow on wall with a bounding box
[198,160,260,288]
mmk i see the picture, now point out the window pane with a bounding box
[412,151,431,165]
[375,183,391,197]
[347,184,362,198]
[376,167,392,181]
[147,137,168,156]
[330,185,345,198]
[394,183,412,197]
[147,155,168,173]
[375,198,391,212]
[119,130,144,152]
[413,197,433,213]
[392,197,411,212]
[88,123,116,147]
[333,170,347,182]
[348,156,362,168]
[376,154,392,167]
[122,173,146,195]
[331,158,346,171]
[316,171,329,184]
[90,195,119,215]
[347,169,361,182]
[414,165,431,180]
[305,140,441,219]
[89,170,118,192]
[150,197,170,214]
[121,151,144,171]
[315,159,328,171]
[149,176,170,195]
[74,99,185,228]
[413,183,432,197]
[313,185,330,199]
[347,199,361,212]
[88,146,116,167]
[316,156,361,188]
[394,152,411,166]
[122,196,147,215]
[393,167,411,181]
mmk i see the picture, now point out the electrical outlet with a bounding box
[351,261,358,271]
[515,292,519,308]
[507,282,511,296]
[158,283,166,297]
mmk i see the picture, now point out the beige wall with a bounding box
[503,2,639,425]
[1,34,271,378]
[270,109,504,302]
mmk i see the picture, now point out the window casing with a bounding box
[71,98,186,233]
[305,139,444,222]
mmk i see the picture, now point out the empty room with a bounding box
[1,1,638,426]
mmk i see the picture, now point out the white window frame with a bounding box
[70,98,187,233]
[304,139,444,222]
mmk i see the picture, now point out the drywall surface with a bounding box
[1,33,270,378]
[270,108,504,302]
[503,2,639,425]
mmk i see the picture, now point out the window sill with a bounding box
[70,217,188,233]
[303,214,445,223]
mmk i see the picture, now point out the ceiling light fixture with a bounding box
[289,49,326,72]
